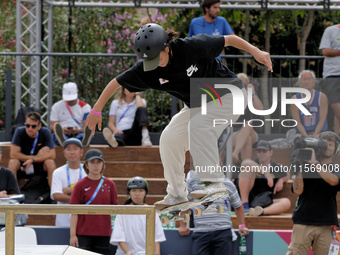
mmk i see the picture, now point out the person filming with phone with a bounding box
[50,82,93,147]
[287,131,340,254]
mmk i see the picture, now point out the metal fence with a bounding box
[0,52,326,137]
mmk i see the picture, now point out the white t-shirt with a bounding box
[110,213,166,255]
[50,99,91,129]
[50,163,87,227]
[109,98,146,131]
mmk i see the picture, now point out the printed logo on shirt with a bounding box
[159,78,169,85]
[187,65,198,77]
[143,53,148,58]
[85,187,91,191]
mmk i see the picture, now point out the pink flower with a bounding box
[101,41,106,46]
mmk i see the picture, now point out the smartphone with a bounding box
[68,127,74,129]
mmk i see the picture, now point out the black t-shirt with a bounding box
[0,167,20,195]
[292,167,340,226]
[11,127,54,178]
[251,158,287,195]
[116,34,243,107]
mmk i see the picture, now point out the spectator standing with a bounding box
[110,176,166,255]
[319,24,340,135]
[188,0,234,61]
[8,112,56,190]
[178,170,249,255]
[50,138,86,227]
[69,149,118,255]
[236,140,291,215]
[103,88,152,148]
[290,70,328,138]
[287,131,340,254]
[50,82,92,147]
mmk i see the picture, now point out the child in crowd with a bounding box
[110,176,166,255]
[69,149,118,255]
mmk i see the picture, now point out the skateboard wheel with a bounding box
[183,214,190,223]
[194,208,202,216]
[216,205,224,214]
[161,216,169,225]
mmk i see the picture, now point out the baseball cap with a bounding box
[63,138,83,149]
[62,82,78,101]
[84,149,104,162]
[143,55,160,72]
[256,140,272,151]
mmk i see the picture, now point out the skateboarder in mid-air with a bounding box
[86,23,272,207]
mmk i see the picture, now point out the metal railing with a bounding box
[0,52,326,136]
[0,204,156,255]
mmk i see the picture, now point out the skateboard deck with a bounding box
[160,190,229,225]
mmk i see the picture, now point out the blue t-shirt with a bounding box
[188,16,233,60]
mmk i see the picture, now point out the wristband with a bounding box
[31,158,35,164]
[126,251,132,255]
[90,109,102,116]
[239,224,246,228]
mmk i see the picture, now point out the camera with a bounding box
[290,136,328,167]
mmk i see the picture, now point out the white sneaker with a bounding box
[154,194,188,210]
[190,182,226,199]
[141,136,152,147]
[249,206,264,216]
[103,127,118,148]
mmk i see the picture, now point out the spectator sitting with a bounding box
[110,176,166,255]
[290,70,328,139]
[8,112,56,203]
[178,170,249,255]
[0,147,20,197]
[235,140,291,216]
[103,88,152,148]
[232,73,263,164]
[50,138,87,227]
[50,82,93,147]
[69,149,118,255]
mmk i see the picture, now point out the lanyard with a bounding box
[118,105,132,123]
[65,101,82,126]
[66,162,83,188]
[30,132,39,155]
[85,176,105,205]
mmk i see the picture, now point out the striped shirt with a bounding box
[187,170,242,232]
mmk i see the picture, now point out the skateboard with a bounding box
[160,191,229,225]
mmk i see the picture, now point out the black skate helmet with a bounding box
[127,176,149,194]
[134,23,168,72]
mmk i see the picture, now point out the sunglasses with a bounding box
[25,123,38,129]
[256,149,268,153]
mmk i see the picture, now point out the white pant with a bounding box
[159,89,247,198]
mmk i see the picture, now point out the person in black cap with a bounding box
[50,138,86,227]
[86,23,272,208]
[69,149,118,255]
[235,140,291,216]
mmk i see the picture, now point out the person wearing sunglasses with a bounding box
[234,140,291,216]
[8,112,56,203]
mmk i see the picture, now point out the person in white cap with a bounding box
[50,82,93,147]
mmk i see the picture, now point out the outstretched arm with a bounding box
[86,78,121,134]
[224,35,272,72]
